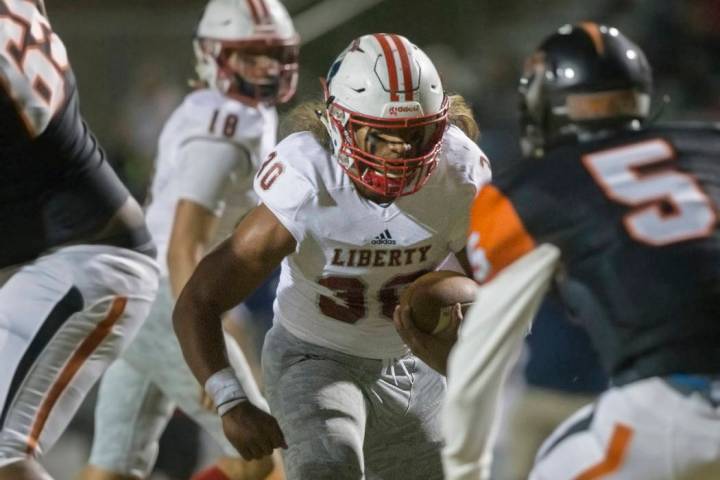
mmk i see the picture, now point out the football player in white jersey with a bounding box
[79,1,298,480]
[173,33,490,479]
[0,1,160,479]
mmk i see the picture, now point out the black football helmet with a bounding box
[519,23,652,157]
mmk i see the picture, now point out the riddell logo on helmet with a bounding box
[388,104,421,116]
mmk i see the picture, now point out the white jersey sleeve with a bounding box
[442,125,492,252]
[442,244,560,480]
[174,139,251,215]
[253,135,316,247]
[169,90,274,216]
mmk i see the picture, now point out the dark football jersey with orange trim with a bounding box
[469,123,720,381]
[0,2,153,267]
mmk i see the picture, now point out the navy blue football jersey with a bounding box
[469,123,720,381]
[0,1,153,267]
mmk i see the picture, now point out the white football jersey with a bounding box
[146,89,277,275]
[254,125,491,359]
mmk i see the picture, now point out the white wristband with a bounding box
[204,367,247,416]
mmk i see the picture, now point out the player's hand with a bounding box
[393,303,462,375]
[222,400,287,460]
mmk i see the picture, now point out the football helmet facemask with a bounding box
[194,0,299,105]
[321,34,449,199]
[519,23,652,157]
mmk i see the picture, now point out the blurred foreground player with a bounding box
[80,1,299,479]
[0,1,159,479]
[498,294,606,480]
[444,23,720,480]
[173,33,489,479]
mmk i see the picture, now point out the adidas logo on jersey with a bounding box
[371,229,396,245]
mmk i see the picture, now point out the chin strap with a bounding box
[361,168,403,197]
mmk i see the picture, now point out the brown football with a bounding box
[400,271,479,334]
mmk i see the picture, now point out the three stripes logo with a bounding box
[371,229,396,245]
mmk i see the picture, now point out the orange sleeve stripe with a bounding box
[468,185,536,279]
[575,423,634,480]
[26,296,127,456]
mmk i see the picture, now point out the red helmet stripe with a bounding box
[256,0,271,21]
[246,0,262,25]
[389,34,414,101]
[374,34,400,102]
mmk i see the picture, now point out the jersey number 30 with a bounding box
[318,271,429,323]
[583,139,717,246]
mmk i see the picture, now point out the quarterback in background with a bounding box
[444,23,720,480]
[173,33,490,479]
[79,1,298,480]
[0,1,159,479]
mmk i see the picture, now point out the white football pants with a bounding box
[0,245,158,467]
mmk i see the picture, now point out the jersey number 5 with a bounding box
[583,139,717,246]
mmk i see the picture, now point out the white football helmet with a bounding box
[322,33,449,198]
[194,0,299,105]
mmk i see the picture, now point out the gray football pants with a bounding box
[262,323,445,480]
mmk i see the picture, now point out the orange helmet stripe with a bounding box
[579,22,605,55]
[374,34,400,102]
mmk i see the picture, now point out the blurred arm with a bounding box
[167,199,219,298]
[442,243,560,480]
[167,138,252,298]
[173,203,296,386]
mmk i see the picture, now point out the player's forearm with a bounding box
[442,245,561,478]
[167,244,204,299]
[172,238,276,384]
[167,198,219,298]
[173,263,232,385]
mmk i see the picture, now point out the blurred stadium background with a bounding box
[39,0,719,478]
